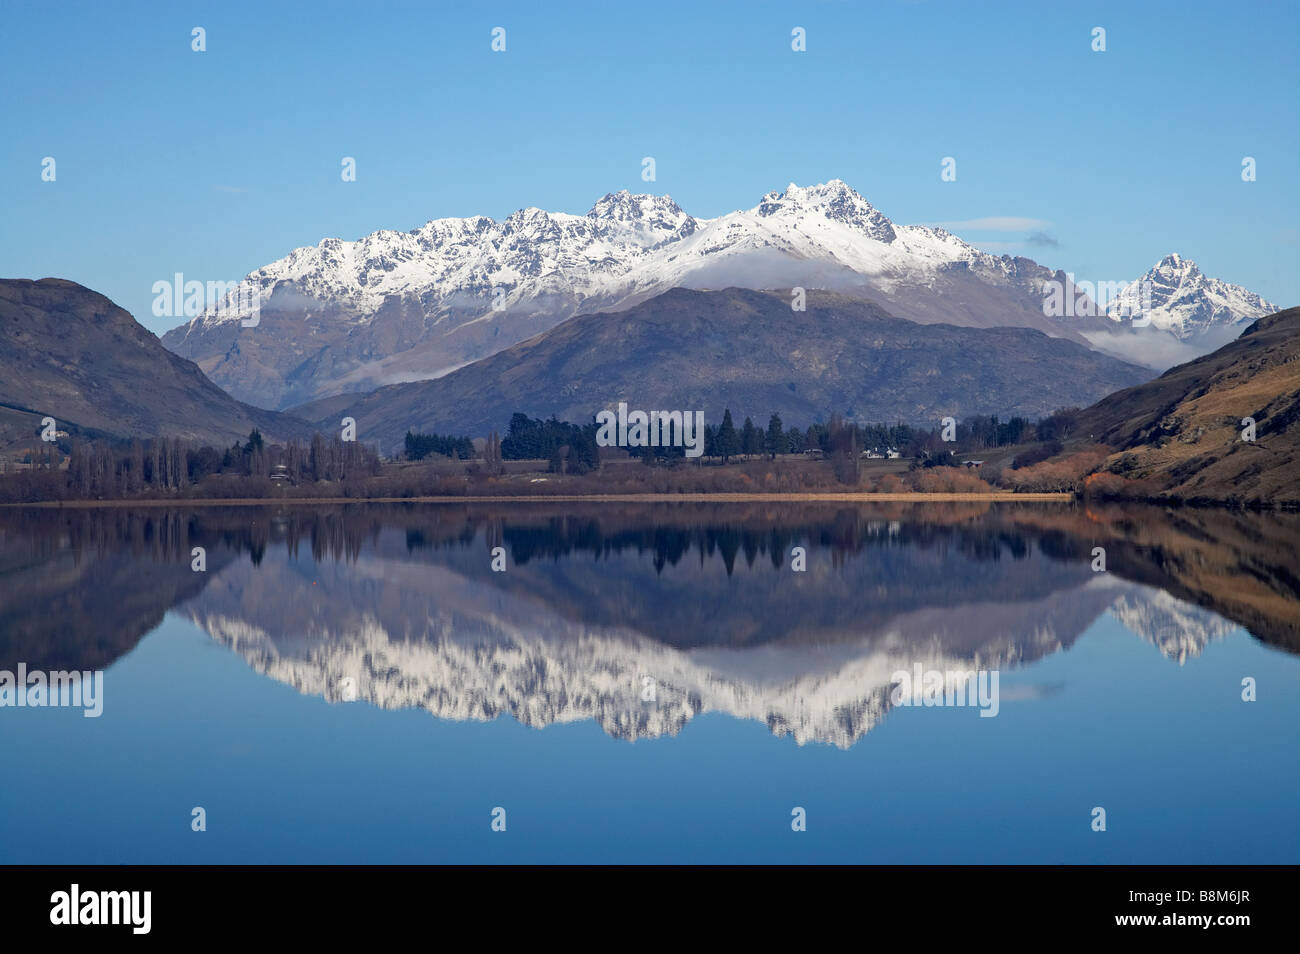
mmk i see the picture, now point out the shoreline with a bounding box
[2,492,1074,509]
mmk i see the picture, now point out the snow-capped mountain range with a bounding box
[181,180,1043,322]
[160,180,1281,410]
[1108,253,1278,342]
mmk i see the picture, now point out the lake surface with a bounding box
[1,500,1297,863]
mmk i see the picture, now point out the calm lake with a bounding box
[1,500,1297,863]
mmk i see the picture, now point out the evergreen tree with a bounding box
[500,413,592,461]
[404,429,474,460]
[741,416,760,456]
[717,410,739,463]
[765,413,786,459]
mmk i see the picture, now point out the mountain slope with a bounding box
[1075,306,1300,504]
[299,287,1153,453]
[163,180,1115,409]
[0,278,311,447]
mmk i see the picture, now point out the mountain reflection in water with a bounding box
[1,501,1296,748]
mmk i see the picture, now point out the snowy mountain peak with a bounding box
[588,189,683,221]
[584,190,698,243]
[754,179,897,241]
[503,205,555,228]
[1108,254,1279,340]
[1150,253,1207,284]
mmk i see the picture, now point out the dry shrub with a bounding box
[1003,447,1109,492]
[1082,470,1163,501]
[875,474,907,493]
[1081,471,1129,498]
[908,467,994,493]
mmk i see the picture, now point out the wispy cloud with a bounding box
[928,216,1053,231]
[1025,231,1059,248]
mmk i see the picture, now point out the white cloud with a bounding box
[928,216,1053,231]
[969,240,1020,252]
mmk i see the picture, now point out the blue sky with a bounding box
[2,0,1296,335]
